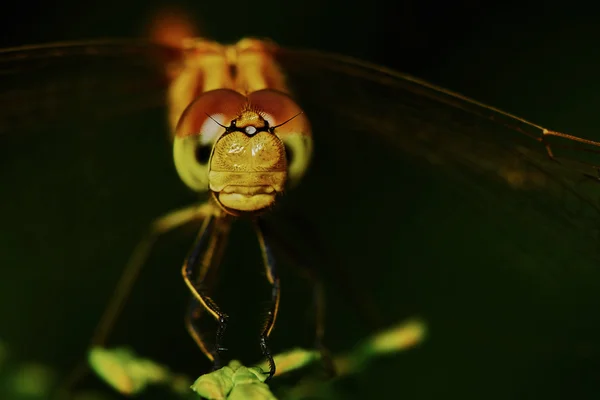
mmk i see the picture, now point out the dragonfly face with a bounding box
[208,110,288,213]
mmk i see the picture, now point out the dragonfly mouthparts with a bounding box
[209,172,285,212]
[221,185,276,195]
[216,190,278,212]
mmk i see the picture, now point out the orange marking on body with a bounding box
[146,7,200,49]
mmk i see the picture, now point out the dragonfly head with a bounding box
[173,89,312,216]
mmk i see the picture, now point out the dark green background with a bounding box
[1,1,600,399]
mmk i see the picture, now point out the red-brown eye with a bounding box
[175,89,247,139]
[248,89,314,186]
[173,89,247,191]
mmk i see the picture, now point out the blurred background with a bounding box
[1,1,599,399]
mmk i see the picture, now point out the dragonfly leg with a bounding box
[92,204,213,346]
[55,203,210,399]
[186,297,226,368]
[255,218,281,380]
[182,214,232,370]
[183,215,231,366]
[259,218,336,377]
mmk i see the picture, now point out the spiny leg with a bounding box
[259,218,335,377]
[255,218,281,380]
[92,204,213,347]
[186,298,213,363]
[182,214,232,370]
[55,204,210,399]
[184,216,231,365]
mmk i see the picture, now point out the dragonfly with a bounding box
[2,11,600,400]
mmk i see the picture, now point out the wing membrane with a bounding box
[0,40,183,134]
[276,47,600,215]
[0,41,193,368]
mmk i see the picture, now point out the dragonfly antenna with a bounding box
[205,113,228,129]
[271,111,304,130]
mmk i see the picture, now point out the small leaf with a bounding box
[191,361,277,400]
[255,348,320,377]
[8,362,55,397]
[88,347,170,395]
[228,381,276,400]
[191,364,235,399]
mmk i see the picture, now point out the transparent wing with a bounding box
[270,48,600,397]
[0,40,183,134]
[0,40,196,379]
[275,46,600,234]
[277,47,600,186]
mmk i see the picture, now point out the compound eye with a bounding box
[248,89,313,186]
[280,133,312,186]
[173,89,247,191]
